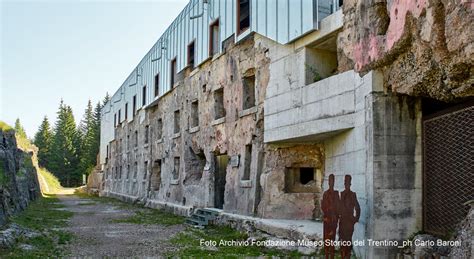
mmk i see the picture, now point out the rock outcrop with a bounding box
[0,127,41,226]
[337,0,473,101]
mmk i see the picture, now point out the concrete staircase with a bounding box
[185,208,219,228]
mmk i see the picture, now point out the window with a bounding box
[142,85,147,106]
[133,95,137,115]
[127,135,130,150]
[209,19,220,56]
[173,157,180,180]
[214,88,225,120]
[191,100,199,128]
[118,109,121,124]
[187,41,195,68]
[285,167,320,193]
[242,144,252,180]
[114,113,117,127]
[242,75,256,110]
[170,58,177,87]
[126,165,130,179]
[144,161,148,180]
[157,118,163,139]
[144,125,149,144]
[134,130,138,147]
[174,110,180,134]
[125,103,128,120]
[237,0,250,34]
[133,162,138,179]
[154,74,160,97]
[119,166,122,179]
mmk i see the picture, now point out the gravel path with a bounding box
[58,195,186,257]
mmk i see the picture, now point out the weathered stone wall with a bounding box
[103,35,275,217]
[0,129,41,226]
[337,0,473,101]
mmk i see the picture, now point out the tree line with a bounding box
[22,94,110,187]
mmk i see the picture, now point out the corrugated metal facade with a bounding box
[100,0,339,163]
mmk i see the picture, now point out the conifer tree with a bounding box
[33,116,53,167]
[14,118,27,139]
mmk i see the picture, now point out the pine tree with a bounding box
[14,118,27,139]
[33,116,53,168]
[49,101,81,187]
[78,100,96,175]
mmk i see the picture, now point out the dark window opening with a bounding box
[170,58,177,87]
[191,100,199,128]
[299,168,315,185]
[214,88,225,120]
[114,113,117,127]
[134,130,138,147]
[133,95,137,115]
[127,135,130,150]
[174,110,180,134]
[242,75,256,110]
[144,161,148,180]
[126,165,130,179]
[157,118,163,139]
[151,159,162,191]
[173,157,180,180]
[119,166,122,179]
[237,0,250,34]
[144,125,149,144]
[154,73,160,97]
[142,85,147,106]
[187,41,195,68]
[285,167,319,193]
[242,144,252,180]
[125,103,128,120]
[133,162,138,179]
[209,19,220,56]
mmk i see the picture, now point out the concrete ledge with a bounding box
[211,117,226,126]
[239,180,252,188]
[211,209,324,241]
[239,106,257,118]
[145,199,193,217]
[102,191,193,217]
[264,113,355,143]
[189,126,200,133]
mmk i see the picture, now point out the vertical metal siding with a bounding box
[100,0,330,162]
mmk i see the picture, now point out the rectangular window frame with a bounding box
[209,19,220,57]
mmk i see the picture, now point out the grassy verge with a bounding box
[38,167,63,194]
[0,195,73,258]
[168,226,310,257]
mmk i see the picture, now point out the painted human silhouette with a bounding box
[339,175,360,259]
[321,174,340,259]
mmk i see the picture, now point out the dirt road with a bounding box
[58,195,186,257]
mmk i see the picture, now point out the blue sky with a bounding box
[1,0,188,137]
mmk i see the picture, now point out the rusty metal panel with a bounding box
[423,103,474,235]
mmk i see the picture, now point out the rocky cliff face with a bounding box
[337,0,473,102]
[0,128,41,226]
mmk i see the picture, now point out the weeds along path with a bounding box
[58,194,186,257]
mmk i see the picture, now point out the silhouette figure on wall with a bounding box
[321,174,360,259]
[339,174,360,259]
[321,174,340,259]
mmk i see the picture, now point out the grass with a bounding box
[0,121,13,131]
[167,226,310,257]
[0,194,74,258]
[38,167,63,194]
